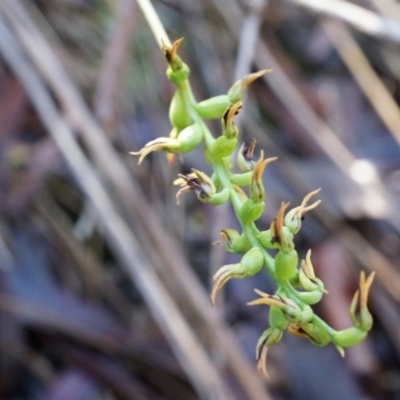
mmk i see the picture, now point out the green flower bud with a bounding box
[241,247,264,273]
[257,230,279,249]
[237,139,257,172]
[166,63,190,84]
[239,199,265,222]
[218,229,251,254]
[296,290,323,305]
[298,268,319,292]
[275,249,298,281]
[195,95,231,119]
[332,327,367,347]
[268,306,289,330]
[169,90,193,130]
[209,188,230,206]
[228,69,272,103]
[211,135,237,158]
[177,123,204,152]
[229,172,252,186]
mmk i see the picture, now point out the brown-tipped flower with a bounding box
[161,37,184,66]
[269,202,294,252]
[222,101,242,140]
[237,139,257,172]
[130,137,181,164]
[299,250,326,293]
[217,229,251,254]
[249,151,277,203]
[228,69,272,103]
[210,263,243,305]
[248,289,314,323]
[173,169,216,204]
[350,271,375,331]
[211,248,264,305]
[130,123,203,164]
[284,189,321,234]
[162,38,190,83]
[255,327,283,379]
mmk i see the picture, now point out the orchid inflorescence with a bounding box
[130,38,375,378]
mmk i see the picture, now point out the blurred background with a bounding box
[1,0,400,399]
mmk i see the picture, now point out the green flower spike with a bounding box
[131,36,376,374]
[284,189,321,234]
[211,247,264,305]
[228,69,272,103]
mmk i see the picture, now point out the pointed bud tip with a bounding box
[242,69,272,88]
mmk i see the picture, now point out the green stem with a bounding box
[178,75,337,340]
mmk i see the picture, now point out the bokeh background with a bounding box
[1,0,400,399]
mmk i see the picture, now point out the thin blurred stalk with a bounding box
[369,0,400,21]
[136,0,171,47]
[234,0,267,81]
[322,20,400,147]
[94,0,138,136]
[234,0,268,128]
[285,0,400,44]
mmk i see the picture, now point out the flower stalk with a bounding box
[131,38,375,379]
